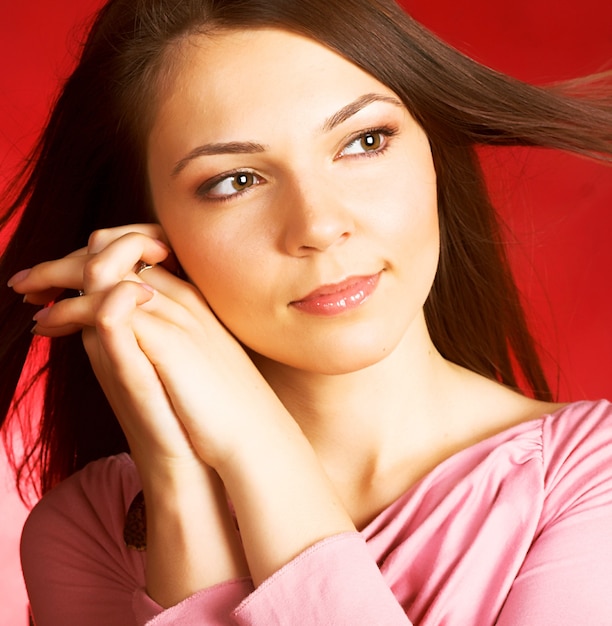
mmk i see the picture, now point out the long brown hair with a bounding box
[1,0,611,496]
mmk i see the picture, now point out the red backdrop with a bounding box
[1,1,610,623]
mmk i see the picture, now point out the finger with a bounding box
[83,232,170,294]
[81,311,184,460]
[86,224,167,254]
[128,283,270,467]
[87,224,183,277]
[8,224,166,298]
[84,282,163,407]
[32,321,84,338]
[31,281,155,337]
[10,254,89,305]
[8,226,174,304]
[125,262,211,318]
[8,224,165,290]
[82,281,200,457]
[26,262,196,338]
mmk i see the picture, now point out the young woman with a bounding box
[1,0,611,624]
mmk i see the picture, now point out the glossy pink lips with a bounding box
[290,273,381,316]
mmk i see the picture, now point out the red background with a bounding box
[1,1,610,622]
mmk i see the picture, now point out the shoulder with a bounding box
[23,453,141,536]
[21,453,145,608]
[540,399,612,464]
[537,399,612,517]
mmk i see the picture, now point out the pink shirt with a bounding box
[22,400,612,625]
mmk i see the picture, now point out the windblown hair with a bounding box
[1,0,611,496]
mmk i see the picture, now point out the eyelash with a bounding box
[195,168,261,203]
[195,124,399,203]
[336,125,398,160]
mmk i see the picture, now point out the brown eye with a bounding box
[360,132,382,151]
[339,129,390,157]
[231,172,255,192]
[200,170,261,200]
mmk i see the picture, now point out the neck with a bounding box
[251,314,461,478]
[249,313,549,528]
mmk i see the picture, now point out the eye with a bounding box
[338,128,394,158]
[197,171,262,201]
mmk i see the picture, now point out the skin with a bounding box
[148,28,439,377]
[9,29,562,608]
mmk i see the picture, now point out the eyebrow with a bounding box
[171,93,403,177]
[321,93,404,133]
[172,141,267,177]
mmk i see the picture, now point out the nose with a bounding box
[280,177,354,256]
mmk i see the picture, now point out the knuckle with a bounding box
[121,231,148,248]
[82,254,109,285]
[94,305,118,332]
[93,281,139,331]
[87,228,111,252]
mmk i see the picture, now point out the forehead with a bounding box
[149,28,398,146]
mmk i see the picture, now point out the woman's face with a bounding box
[147,28,439,375]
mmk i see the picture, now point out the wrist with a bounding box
[135,459,250,607]
[215,422,355,586]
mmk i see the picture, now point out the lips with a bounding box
[290,272,381,316]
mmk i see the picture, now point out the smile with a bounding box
[290,272,381,316]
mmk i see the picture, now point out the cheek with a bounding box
[385,176,440,302]
[167,218,267,313]
[379,167,439,254]
[368,136,438,250]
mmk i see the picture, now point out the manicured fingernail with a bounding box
[32,307,51,323]
[154,239,170,252]
[140,283,156,295]
[8,268,31,288]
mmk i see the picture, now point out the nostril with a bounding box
[291,228,351,256]
[280,183,355,255]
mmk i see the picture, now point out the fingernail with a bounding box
[140,283,156,295]
[8,268,31,288]
[154,239,171,252]
[32,307,51,323]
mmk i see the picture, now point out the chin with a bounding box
[324,341,397,374]
[260,329,405,377]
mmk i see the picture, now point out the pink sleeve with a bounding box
[496,401,612,624]
[21,454,254,625]
[26,403,611,624]
[232,532,412,625]
[133,580,253,625]
[138,533,413,625]
[22,454,410,625]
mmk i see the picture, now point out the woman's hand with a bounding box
[11,223,291,468]
[9,223,355,591]
[10,224,197,465]
[9,224,253,606]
